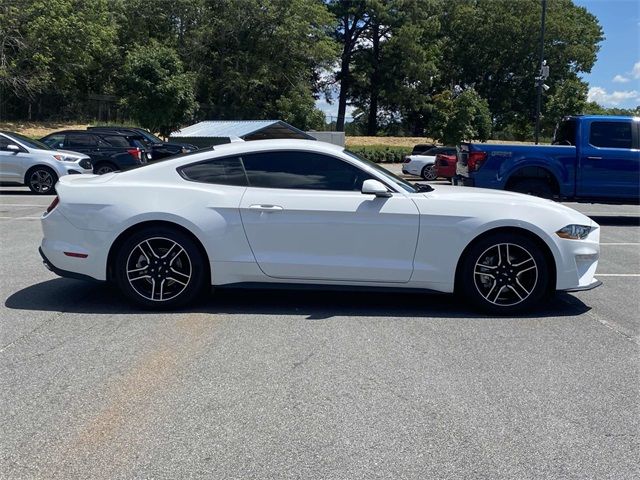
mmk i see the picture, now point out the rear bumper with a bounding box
[39,247,101,282]
[453,175,474,187]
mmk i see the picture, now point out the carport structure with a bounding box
[169,120,315,148]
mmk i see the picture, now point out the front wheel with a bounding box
[27,167,58,194]
[114,227,207,308]
[458,233,550,314]
[421,164,437,181]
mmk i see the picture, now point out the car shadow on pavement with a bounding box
[5,278,591,320]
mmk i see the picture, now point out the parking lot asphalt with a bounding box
[1,182,639,479]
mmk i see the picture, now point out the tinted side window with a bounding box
[102,135,130,147]
[553,119,576,145]
[589,122,632,149]
[241,151,372,191]
[67,134,98,147]
[42,134,65,148]
[180,156,247,186]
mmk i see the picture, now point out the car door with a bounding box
[238,150,420,283]
[0,134,29,182]
[578,120,640,199]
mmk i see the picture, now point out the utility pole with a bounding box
[534,0,547,145]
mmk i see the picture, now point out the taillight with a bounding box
[127,148,141,161]
[46,196,59,214]
[468,151,487,172]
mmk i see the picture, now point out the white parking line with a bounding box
[600,243,640,246]
[0,216,41,220]
[597,274,640,277]
[0,203,48,207]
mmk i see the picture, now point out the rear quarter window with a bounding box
[179,156,247,186]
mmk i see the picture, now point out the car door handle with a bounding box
[586,156,602,160]
[248,204,284,212]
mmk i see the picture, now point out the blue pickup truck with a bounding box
[455,115,640,203]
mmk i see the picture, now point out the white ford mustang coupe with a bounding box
[39,139,601,313]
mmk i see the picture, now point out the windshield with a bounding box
[344,150,417,193]
[6,132,54,150]
[136,129,163,143]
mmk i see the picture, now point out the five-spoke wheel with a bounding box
[459,233,549,314]
[115,227,206,308]
[27,167,58,194]
[421,164,437,181]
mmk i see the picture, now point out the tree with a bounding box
[349,0,440,136]
[190,0,335,130]
[118,42,197,136]
[438,0,603,134]
[429,88,491,145]
[326,0,371,131]
[542,76,588,134]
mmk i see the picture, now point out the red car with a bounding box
[435,153,457,180]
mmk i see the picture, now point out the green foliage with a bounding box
[347,145,411,163]
[582,102,640,117]
[118,42,197,137]
[429,89,491,145]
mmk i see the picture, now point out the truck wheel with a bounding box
[458,232,549,315]
[509,179,553,199]
[94,162,118,175]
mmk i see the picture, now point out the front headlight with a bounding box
[52,154,64,161]
[556,224,592,240]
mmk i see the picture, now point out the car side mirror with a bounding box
[6,144,21,153]
[362,179,392,198]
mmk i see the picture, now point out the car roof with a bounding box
[44,129,141,137]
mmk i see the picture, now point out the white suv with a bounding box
[0,131,93,194]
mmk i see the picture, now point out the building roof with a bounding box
[171,120,315,140]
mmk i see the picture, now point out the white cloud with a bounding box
[613,74,630,83]
[632,61,640,79]
[587,86,640,107]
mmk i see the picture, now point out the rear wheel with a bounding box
[115,227,206,308]
[94,162,118,175]
[421,164,437,181]
[26,166,57,194]
[509,178,553,199]
[459,232,549,314]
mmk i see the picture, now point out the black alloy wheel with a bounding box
[115,227,206,308]
[459,232,549,314]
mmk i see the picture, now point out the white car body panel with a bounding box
[40,139,600,294]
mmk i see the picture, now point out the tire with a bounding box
[509,178,553,199]
[421,164,437,181]
[26,166,58,194]
[458,232,549,315]
[114,227,207,309]
[94,162,118,175]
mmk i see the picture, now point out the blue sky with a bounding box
[316,0,640,118]
[575,0,640,108]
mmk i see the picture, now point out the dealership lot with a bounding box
[1,183,638,478]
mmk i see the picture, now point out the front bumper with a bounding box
[561,279,602,292]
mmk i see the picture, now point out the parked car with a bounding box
[455,115,640,202]
[0,131,92,194]
[402,146,457,180]
[40,139,600,314]
[88,126,197,161]
[40,130,148,174]
[434,152,458,181]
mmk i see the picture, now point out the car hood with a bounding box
[56,149,91,160]
[418,185,595,227]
